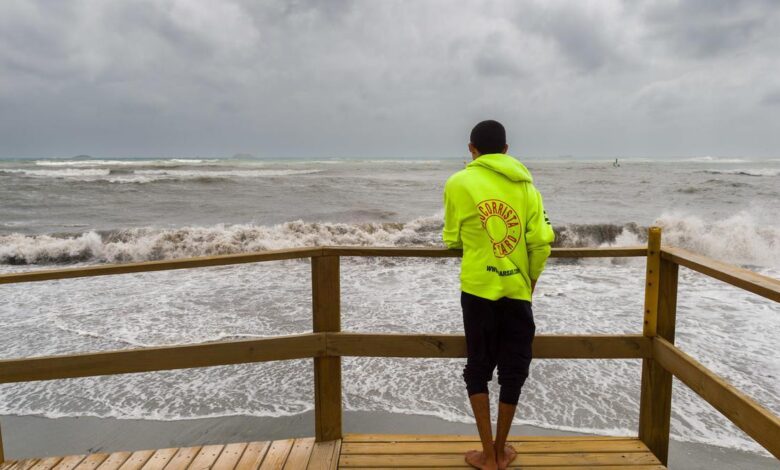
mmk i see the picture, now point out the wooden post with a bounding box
[312,255,342,442]
[638,228,679,465]
[0,419,4,462]
[642,227,662,337]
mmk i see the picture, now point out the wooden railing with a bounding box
[0,231,778,465]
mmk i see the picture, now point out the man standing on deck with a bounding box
[443,120,555,470]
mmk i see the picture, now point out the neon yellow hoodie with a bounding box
[443,153,555,301]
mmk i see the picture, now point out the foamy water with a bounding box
[0,156,778,455]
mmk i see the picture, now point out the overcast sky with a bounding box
[1,0,779,159]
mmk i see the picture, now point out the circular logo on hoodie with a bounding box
[476,199,521,258]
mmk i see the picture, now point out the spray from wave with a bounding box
[1,212,777,268]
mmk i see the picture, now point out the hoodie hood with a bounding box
[467,153,533,183]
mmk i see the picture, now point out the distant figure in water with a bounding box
[613,158,620,167]
[443,120,555,469]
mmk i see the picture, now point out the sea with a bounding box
[0,155,778,455]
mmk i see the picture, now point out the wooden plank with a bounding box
[235,441,271,470]
[341,439,648,454]
[6,459,41,470]
[0,248,323,285]
[312,256,342,442]
[188,445,224,470]
[2,463,22,470]
[115,450,154,470]
[661,246,780,302]
[339,451,660,467]
[322,247,461,258]
[51,456,86,470]
[322,246,646,258]
[258,439,294,470]
[550,247,647,258]
[284,438,315,469]
[327,333,651,359]
[639,258,678,465]
[73,454,109,470]
[0,333,651,385]
[306,440,339,470]
[343,433,633,442]
[328,440,341,470]
[654,337,780,459]
[0,333,325,384]
[138,449,177,470]
[212,443,248,470]
[163,447,201,470]
[0,422,3,463]
[94,453,130,470]
[30,457,64,470]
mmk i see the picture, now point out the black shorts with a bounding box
[461,291,535,405]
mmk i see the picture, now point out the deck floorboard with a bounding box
[0,434,666,469]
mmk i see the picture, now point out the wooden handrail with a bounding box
[661,246,780,302]
[0,334,326,384]
[653,337,780,459]
[0,247,325,285]
[0,246,646,285]
[0,333,651,384]
[323,246,647,258]
[326,333,651,359]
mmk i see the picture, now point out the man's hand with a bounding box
[531,279,537,294]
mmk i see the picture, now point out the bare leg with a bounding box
[464,393,497,469]
[494,401,518,470]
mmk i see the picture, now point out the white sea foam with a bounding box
[1,167,321,183]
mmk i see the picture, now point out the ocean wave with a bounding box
[33,158,221,167]
[653,212,780,267]
[0,168,322,183]
[684,157,748,163]
[703,168,780,177]
[2,212,777,267]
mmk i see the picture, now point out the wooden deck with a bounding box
[0,434,666,469]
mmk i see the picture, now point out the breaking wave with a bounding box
[703,168,780,177]
[2,212,777,268]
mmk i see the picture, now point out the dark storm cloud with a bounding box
[512,4,624,73]
[0,0,778,158]
[641,0,776,59]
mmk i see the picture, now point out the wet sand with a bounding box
[1,412,775,469]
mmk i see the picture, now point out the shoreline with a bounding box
[1,412,775,469]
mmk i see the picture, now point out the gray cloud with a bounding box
[762,90,780,106]
[0,0,778,158]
